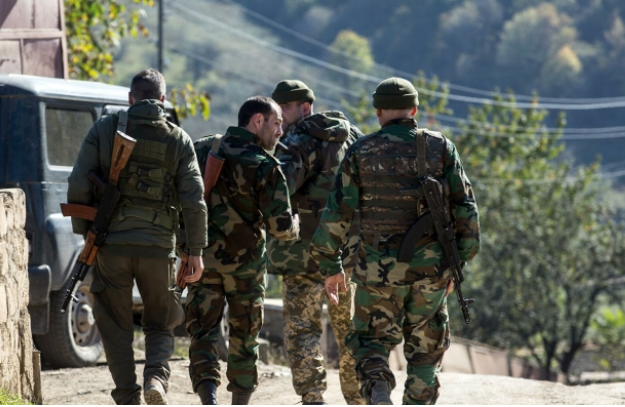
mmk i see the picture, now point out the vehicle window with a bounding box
[45,107,95,167]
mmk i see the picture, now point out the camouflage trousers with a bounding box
[185,269,265,394]
[346,280,450,405]
[282,270,365,405]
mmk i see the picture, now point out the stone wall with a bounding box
[0,189,36,401]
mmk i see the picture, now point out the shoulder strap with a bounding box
[416,129,427,177]
[117,110,128,134]
[211,133,224,154]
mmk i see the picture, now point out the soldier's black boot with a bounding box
[369,380,393,405]
[196,380,218,405]
[232,392,253,405]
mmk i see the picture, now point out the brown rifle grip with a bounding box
[176,255,190,289]
[203,151,225,201]
[109,130,137,186]
[60,203,98,221]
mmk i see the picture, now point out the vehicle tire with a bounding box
[34,271,103,368]
[218,302,229,361]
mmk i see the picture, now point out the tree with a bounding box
[495,3,580,93]
[329,30,374,81]
[64,0,210,120]
[589,307,625,377]
[450,92,624,381]
[65,0,154,80]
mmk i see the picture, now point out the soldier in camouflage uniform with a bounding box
[185,96,300,405]
[267,80,365,405]
[310,78,480,405]
[68,69,208,405]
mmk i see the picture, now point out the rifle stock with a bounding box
[60,130,136,313]
[176,251,190,290]
[203,151,225,201]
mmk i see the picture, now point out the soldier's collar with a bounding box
[226,126,262,145]
[381,118,417,129]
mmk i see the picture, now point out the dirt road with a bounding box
[41,358,625,405]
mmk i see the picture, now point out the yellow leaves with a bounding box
[169,85,211,122]
[65,0,154,80]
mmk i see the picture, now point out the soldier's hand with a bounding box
[292,213,300,239]
[446,279,454,297]
[325,271,347,306]
[185,255,205,284]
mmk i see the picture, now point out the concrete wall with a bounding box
[0,189,36,401]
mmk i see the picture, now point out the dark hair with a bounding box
[130,69,166,101]
[238,96,279,127]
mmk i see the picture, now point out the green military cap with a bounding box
[271,80,315,104]
[372,77,419,109]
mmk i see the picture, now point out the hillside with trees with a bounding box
[107,0,625,174]
[75,0,625,382]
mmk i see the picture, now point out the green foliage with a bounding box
[0,389,31,405]
[65,0,154,80]
[329,30,374,73]
[589,307,625,373]
[449,90,624,379]
[169,84,211,121]
[496,3,581,92]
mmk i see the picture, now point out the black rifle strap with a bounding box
[416,129,427,177]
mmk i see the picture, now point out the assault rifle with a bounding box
[59,131,136,313]
[397,176,475,324]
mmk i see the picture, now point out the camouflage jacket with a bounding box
[68,100,207,258]
[195,126,298,278]
[309,119,480,287]
[266,111,363,276]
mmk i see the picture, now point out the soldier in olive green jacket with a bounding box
[267,80,365,405]
[68,69,207,405]
[185,96,299,405]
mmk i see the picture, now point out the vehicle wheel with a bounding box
[218,302,229,361]
[34,271,103,368]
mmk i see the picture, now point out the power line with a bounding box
[173,47,343,109]
[174,45,625,140]
[223,0,625,106]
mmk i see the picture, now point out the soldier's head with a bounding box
[271,80,315,130]
[238,96,284,150]
[372,77,419,125]
[129,69,166,105]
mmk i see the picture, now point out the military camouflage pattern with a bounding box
[267,111,362,276]
[346,281,450,405]
[194,126,299,278]
[186,126,298,394]
[309,118,479,404]
[309,118,480,286]
[185,269,265,393]
[68,100,208,258]
[282,270,364,405]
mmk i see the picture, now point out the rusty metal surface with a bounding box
[0,0,67,78]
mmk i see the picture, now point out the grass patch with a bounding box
[0,389,31,405]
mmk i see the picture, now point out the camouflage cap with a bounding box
[372,77,419,109]
[272,80,315,104]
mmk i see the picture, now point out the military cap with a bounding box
[272,80,315,104]
[372,77,419,109]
